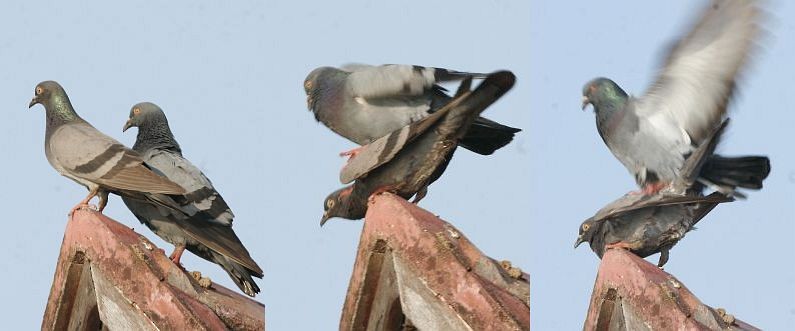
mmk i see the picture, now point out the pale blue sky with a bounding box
[1,0,529,329]
[1,1,792,330]
[530,1,794,329]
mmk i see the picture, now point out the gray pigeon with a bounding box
[122,102,263,297]
[581,0,769,196]
[304,64,520,157]
[574,192,732,267]
[28,81,186,216]
[575,114,757,267]
[321,71,515,225]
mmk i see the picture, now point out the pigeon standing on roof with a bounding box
[581,0,769,197]
[304,64,520,158]
[574,192,732,267]
[321,71,515,225]
[122,102,263,297]
[28,81,186,216]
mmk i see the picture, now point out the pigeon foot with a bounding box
[169,245,186,268]
[69,187,101,217]
[629,182,670,196]
[339,147,363,160]
[368,186,396,204]
[68,203,98,217]
[605,241,634,251]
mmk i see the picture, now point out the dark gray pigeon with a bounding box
[320,71,515,225]
[304,64,520,158]
[122,102,263,297]
[581,0,768,196]
[28,81,186,216]
[574,192,732,267]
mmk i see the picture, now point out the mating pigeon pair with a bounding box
[304,65,518,224]
[576,0,770,266]
[29,82,262,296]
[304,64,521,158]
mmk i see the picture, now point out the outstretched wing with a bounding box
[636,0,759,143]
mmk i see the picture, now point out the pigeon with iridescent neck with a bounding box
[28,81,186,216]
[581,0,768,197]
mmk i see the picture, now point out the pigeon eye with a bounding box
[35,87,43,95]
[304,81,313,92]
[582,223,590,231]
[326,199,335,209]
[133,108,141,115]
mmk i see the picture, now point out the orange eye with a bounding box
[35,87,43,95]
[304,81,313,91]
[582,223,590,231]
[133,108,141,115]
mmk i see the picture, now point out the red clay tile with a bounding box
[340,193,529,330]
[42,209,264,331]
[584,249,758,330]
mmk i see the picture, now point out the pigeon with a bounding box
[122,102,263,297]
[28,81,186,216]
[320,71,515,225]
[574,192,732,267]
[581,0,769,197]
[575,113,758,267]
[304,64,520,158]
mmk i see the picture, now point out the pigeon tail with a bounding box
[699,155,770,192]
[213,252,262,297]
[459,116,522,155]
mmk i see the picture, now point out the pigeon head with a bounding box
[29,80,80,123]
[304,67,340,114]
[123,102,168,132]
[581,77,628,112]
[123,102,180,153]
[320,186,361,226]
[574,219,599,249]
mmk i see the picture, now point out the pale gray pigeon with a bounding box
[321,71,515,225]
[122,102,263,297]
[304,64,520,158]
[28,81,186,216]
[581,0,769,197]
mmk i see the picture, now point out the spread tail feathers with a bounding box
[699,155,770,195]
[459,116,521,155]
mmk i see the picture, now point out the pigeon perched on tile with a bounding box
[581,0,768,196]
[122,102,263,297]
[320,71,515,225]
[304,64,520,158]
[28,81,186,216]
[574,192,732,267]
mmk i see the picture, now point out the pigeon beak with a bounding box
[320,212,331,227]
[122,119,133,132]
[28,96,39,109]
[574,236,585,248]
[581,96,590,111]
